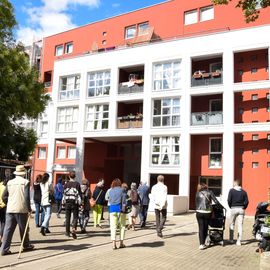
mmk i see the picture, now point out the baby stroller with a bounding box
[252,202,270,252]
[206,203,226,246]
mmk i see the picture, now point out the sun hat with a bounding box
[13,165,26,175]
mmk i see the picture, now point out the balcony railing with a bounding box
[191,72,222,87]
[191,111,223,125]
[118,81,144,94]
[117,116,143,129]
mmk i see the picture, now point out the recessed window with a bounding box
[85,104,109,131]
[125,25,136,39]
[252,94,258,100]
[59,75,80,100]
[251,68,257,74]
[238,70,243,76]
[67,146,76,159]
[55,45,64,56]
[256,0,262,9]
[267,107,270,112]
[252,134,259,141]
[38,147,46,159]
[268,148,270,154]
[266,67,269,72]
[57,147,66,159]
[200,6,214,22]
[268,134,270,140]
[103,31,107,36]
[252,148,259,154]
[102,40,106,45]
[151,136,180,165]
[65,42,73,54]
[56,106,79,132]
[209,137,222,168]
[138,22,149,36]
[184,9,198,25]
[267,162,270,168]
[153,60,181,91]
[252,162,259,168]
[152,98,180,127]
[40,121,48,138]
[199,177,222,196]
[87,70,110,97]
[252,107,258,113]
[267,93,270,99]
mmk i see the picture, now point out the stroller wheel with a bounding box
[205,235,211,247]
[219,241,224,246]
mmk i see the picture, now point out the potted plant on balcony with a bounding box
[118,116,130,129]
[132,113,143,128]
[211,69,222,77]
[193,70,203,79]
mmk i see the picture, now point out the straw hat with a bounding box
[13,165,26,176]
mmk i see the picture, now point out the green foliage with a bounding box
[212,0,270,22]
[0,0,49,161]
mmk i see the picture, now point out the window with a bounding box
[184,9,198,25]
[210,99,222,112]
[125,25,136,39]
[57,147,66,159]
[38,147,46,159]
[103,31,107,36]
[252,148,259,154]
[87,70,110,97]
[151,136,180,165]
[252,94,258,100]
[251,68,257,73]
[256,0,262,9]
[209,137,222,168]
[40,121,48,138]
[55,45,63,56]
[138,22,149,36]
[267,162,270,168]
[85,104,109,131]
[67,146,76,159]
[252,134,259,140]
[267,93,270,100]
[65,42,73,54]
[56,106,79,132]
[199,177,222,196]
[252,162,259,168]
[268,134,270,140]
[102,40,106,45]
[252,107,258,113]
[210,62,222,73]
[268,148,270,154]
[153,98,180,127]
[200,6,214,22]
[153,60,181,91]
[59,75,80,100]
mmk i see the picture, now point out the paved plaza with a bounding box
[0,211,263,270]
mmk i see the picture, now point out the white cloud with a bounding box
[112,3,120,8]
[17,0,100,45]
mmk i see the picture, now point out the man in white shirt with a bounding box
[151,175,167,238]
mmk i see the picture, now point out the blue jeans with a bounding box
[139,205,149,225]
[41,205,52,229]
[34,202,44,226]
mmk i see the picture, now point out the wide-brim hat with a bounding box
[13,165,26,175]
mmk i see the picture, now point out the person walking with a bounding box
[151,175,167,238]
[138,181,150,228]
[0,165,34,256]
[108,179,127,250]
[79,179,91,233]
[127,182,139,231]
[54,177,64,218]
[195,182,220,250]
[227,179,249,246]
[0,177,7,246]
[62,171,81,239]
[92,179,105,228]
[33,174,44,227]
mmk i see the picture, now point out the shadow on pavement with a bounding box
[37,243,92,251]
[128,241,165,248]
[163,232,197,239]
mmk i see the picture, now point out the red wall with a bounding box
[32,144,48,183]
[235,133,270,215]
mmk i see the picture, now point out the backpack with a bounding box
[130,189,138,205]
[54,183,63,201]
[63,187,81,205]
[121,194,132,214]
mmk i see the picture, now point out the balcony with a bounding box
[191,71,222,87]
[117,115,143,129]
[191,111,223,125]
[118,80,144,94]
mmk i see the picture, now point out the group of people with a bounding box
[0,164,253,255]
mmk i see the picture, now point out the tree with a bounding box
[0,0,49,161]
[212,0,270,23]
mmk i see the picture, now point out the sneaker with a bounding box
[23,244,35,252]
[45,228,51,233]
[1,250,12,256]
[157,232,163,238]
[236,240,241,246]
[71,230,77,239]
[199,244,206,250]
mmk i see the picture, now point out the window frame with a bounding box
[67,146,76,159]
[199,176,222,197]
[151,136,180,166]
[65,42,73,54]
[200,5,214,22]
[59,74,80,101]
[153,60,181,91]
[38,147,46,159]
[209,137,222,168]
[152,97,180,127]
[138,22,149,36]
[87,70,111,97]
[184,9,198,25]
[85,104,109,131]
[125,25,136,39]
[40,121,48,138]
[55,45,64,56]
[56,106,79,133]
[57,146,66,159]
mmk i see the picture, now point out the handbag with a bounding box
[201,190,214,218]
[90,190,102,208]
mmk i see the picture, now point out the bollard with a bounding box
[260,251,270,270]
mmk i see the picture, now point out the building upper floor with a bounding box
[40,0,270,89]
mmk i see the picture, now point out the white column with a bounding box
[140,61,152,184]
[75,136,85,183]
[222,48,235,206]
[179,55,191,199]
[109,66,118,131]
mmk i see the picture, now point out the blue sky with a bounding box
[9,0,165,45]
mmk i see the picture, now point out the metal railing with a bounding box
[117,117,143,129]
[191,111,223,125]
[191,73,222,87]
